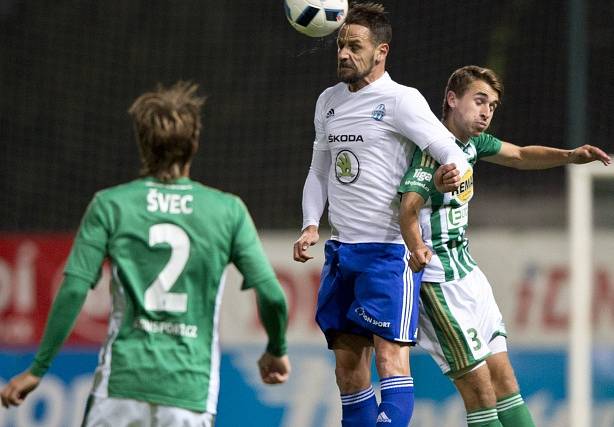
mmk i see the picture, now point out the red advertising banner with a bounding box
[0,234,110,347]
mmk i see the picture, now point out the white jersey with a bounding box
[304,72,464,243]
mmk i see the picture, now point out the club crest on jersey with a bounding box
[335,150,360,184]
[326,108,335,119]
[371,103,386,121]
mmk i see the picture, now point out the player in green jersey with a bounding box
[0,82,291,426]
[399,65,610,427]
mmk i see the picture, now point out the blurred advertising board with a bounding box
[1,232,614,427]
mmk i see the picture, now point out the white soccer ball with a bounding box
[284,0,348,38]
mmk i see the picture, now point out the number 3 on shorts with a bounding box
[144,223,190,312]
[466,328,482,351]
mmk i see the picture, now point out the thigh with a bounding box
[154,405,215,427]
[418,268,503,377]
[348,243,420,344]
[82,395,150,427]
[316,241,371,346]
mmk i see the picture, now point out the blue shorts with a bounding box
[316,240,423,348]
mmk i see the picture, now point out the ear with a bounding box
[375,43,389,64]
[446,90,458,109]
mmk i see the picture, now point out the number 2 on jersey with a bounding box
[144,223,189,312]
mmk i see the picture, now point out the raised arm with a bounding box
[483,142,611,169]
[394,88,472,185]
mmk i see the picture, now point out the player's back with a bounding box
[86,176,247,412]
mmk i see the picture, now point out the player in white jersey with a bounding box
[293,4,471,427]
[399,65,610,427]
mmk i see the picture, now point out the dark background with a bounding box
[1,1,613,231]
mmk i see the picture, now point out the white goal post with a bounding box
[567,159,614,427]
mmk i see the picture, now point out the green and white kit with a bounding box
[30,177,286,413]
[399,133,508,376]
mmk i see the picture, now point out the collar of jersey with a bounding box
[345,71,391,95]
[144,176,192,185]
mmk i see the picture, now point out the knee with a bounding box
[375,352,407,378]
[455,365,497,410]
[491,374,520,398]
[335,365,370,393]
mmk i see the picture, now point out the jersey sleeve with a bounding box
[474,133,503,159]
[398,148,437,201]
[393,88,455,151]
[301,91,331,229]
[229,197,288,356]
[313,90,330,152]
[29,275,91,377]
[63,194,109,286]
[230,197,279,289]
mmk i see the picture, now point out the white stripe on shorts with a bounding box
[399,248,413,341]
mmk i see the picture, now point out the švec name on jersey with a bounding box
[147,188,193,214]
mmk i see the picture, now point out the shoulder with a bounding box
[471,133,503,157]
[189,181,243,205]
[383,82,430,116]
[471,132,502,147]
[317,83,344,105]
[92,178,144,203]
[394,85,428,105]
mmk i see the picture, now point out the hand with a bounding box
[293,225,319,263]
[408,244,432,273]
[257,352,291,385]
[434,163,461,193]
[1,371,41,408]
[570,145,611,166]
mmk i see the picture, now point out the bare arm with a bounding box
[399,192,431,272]
[483,142,611,169]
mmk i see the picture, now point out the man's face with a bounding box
[337,24,379,84]
[449,80,500,136]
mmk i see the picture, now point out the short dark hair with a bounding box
[128,81,206,182]
[442,65,504,120]
[344,2,391,45]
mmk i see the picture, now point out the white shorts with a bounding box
[82,395,215,427]
[417,266,507,378]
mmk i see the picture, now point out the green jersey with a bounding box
[45,177,282,413]
[399,133,502,282]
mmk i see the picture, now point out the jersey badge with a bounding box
[335,150,360,184]
[371,103,386,121]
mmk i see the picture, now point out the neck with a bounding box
[348,68,385,92]
[443,118,471,144]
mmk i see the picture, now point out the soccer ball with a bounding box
[284,0,348,38]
